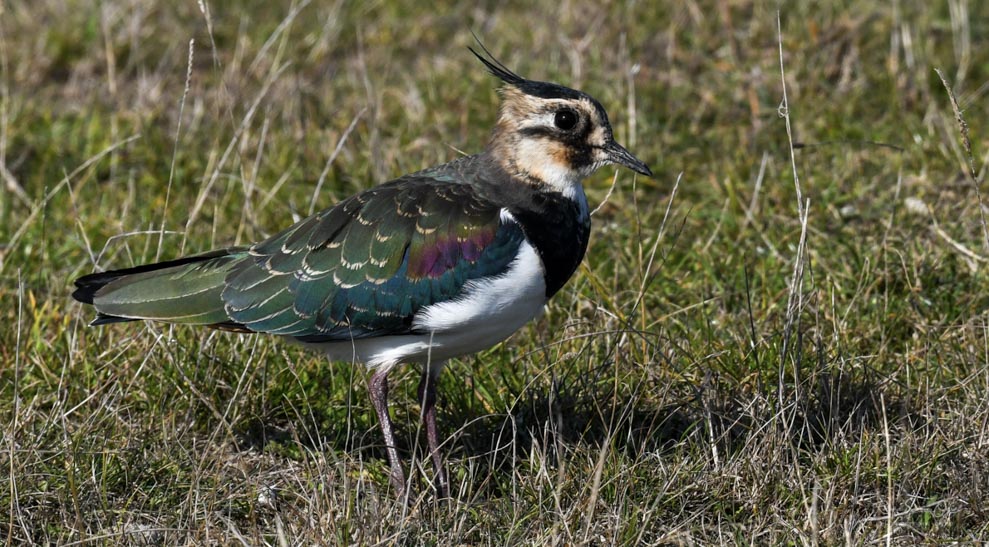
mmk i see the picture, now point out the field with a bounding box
[2,0,989,544]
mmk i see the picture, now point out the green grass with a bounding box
[3,0,989,543]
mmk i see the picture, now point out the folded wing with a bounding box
[76,166,525,343]
[225,175,524,341]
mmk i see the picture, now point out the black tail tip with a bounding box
[72,272,110,305]
[72,282,97,304]
[72,276,133,326]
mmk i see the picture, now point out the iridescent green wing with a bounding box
[222,170,524,340]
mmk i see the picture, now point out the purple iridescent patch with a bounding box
[407,229,496,279]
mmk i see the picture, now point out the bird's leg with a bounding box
[368,368,406,495]
[418,363,449,498]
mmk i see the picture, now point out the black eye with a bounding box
[554,109,578,130]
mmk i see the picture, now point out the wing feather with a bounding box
[222,165,526,342]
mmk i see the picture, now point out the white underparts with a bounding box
[311,239,548,371]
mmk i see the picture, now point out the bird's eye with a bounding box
[554,109,578,131]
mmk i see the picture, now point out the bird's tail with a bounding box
[73,248,247,327]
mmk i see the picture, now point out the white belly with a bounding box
[308,241,547,371]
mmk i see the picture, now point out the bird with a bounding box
[72,45,652,499]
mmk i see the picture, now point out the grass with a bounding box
[2,0,989,543]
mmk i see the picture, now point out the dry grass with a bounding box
[2,0,989,544]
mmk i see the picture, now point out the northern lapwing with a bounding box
[72,46,652,498]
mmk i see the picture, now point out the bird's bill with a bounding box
[605,140,653,177]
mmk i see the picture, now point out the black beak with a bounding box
[605,140,653,177]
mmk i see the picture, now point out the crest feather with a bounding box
[469,35,585,101]
[468,40,526,87]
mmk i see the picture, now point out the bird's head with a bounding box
[472,46,652,198]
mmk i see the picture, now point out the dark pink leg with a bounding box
[418,366,449,497]
[368,368,405,495]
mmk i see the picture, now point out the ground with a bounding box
[2,0,989,544]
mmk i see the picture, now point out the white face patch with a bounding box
[587,125,608,148]
[513,137,582,194]
[520,111,559,129]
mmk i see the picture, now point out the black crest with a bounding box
[469,37,584,101]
